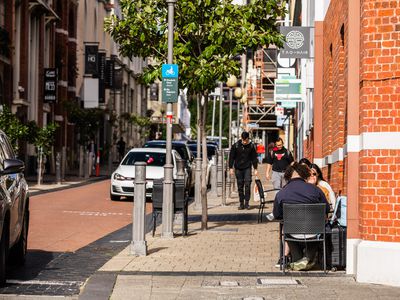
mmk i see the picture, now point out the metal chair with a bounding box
[255,179,280,223]
[282,203,327,274]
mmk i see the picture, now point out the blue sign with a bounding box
[162,64,178,78]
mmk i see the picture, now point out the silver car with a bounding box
[0,130,30,285]
[110,148,182,200]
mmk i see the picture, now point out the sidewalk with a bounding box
[78,164,400,300]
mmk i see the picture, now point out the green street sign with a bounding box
[162,77,178,103]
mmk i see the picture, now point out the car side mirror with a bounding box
[1,159,25,175]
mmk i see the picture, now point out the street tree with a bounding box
[105,0,286,229]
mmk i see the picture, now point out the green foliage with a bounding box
[125,113,152,137]
[63,101,106,145]
[28,122,59,155]
[105,0,286,94]
[0,106,29,151]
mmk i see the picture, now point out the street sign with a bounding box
[43,68,57,103]
[274,78,303,102]
[162,64,179,103]
[247,123,259,129]
[275,105,284,116]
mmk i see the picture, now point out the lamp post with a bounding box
[217,82,225,204]
[234,87,243,142]
[226,75,237,198]
[162,0,176,239]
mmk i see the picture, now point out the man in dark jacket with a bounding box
[229,131,258,210]
[272,163,330,265]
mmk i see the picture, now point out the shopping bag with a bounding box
[253,184,260,202]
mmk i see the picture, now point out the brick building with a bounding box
[306,0,400,286]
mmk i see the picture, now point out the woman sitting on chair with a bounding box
[272,163,330,268]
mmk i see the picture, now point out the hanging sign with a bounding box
[280,27,312,59]
[43,68,57,103]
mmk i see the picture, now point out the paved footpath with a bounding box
[2,165,399,299]
[79,166,400,300]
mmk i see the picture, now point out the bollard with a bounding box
[56,152,61,184]
[217,151,223,196]
[193,157,202,210]
[85,151,90,179]
[95,150,100,176]
[210,163,217,196]
[225,149,231,198]
[131,162,147,256]
[221,149,226,206]
[79,146,84,178]
[61,146,66,181]
[176,158,185,181]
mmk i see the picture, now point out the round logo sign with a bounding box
[286,30,304,49]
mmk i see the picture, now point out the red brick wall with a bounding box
[358,0,400,242]
[321,0,348,193]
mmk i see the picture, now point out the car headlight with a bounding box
[113,173,129,181]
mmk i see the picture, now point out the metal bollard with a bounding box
[176,158,185,180]
[210,163,217,196]
[85,151,90,179]
[225,149,231,198]
[56,152,61,184]
[131,162,147,256]
[217,151,223,196]
[193,157,202,210]
[79,146,84,178]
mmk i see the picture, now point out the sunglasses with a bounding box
[311,172,317,176]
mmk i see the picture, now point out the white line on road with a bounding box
[62,210,132,217]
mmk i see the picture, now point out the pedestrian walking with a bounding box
[265,137,294,189]
[229,131,258,210]
[116,137,126,161]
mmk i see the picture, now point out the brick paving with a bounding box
[2,164,399,299]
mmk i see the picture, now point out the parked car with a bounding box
[143,140,195,193]
[110,148,183,200]
[0,130,30,285]
[186,141,218,187]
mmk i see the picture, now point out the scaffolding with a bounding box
[245,47,279,131]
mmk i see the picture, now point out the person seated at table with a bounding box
[272,163,330,269]
[307,163,336,210]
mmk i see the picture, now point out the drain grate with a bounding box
[257,278,300,286]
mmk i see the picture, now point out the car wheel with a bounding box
[110,193,120,201]
[10,208,29,266]
[0,225,8,286]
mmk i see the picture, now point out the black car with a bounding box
[0,130,30,285]
[143,140,195,192]
[186,141,218,160]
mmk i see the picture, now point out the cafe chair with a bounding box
[282,203,327,274]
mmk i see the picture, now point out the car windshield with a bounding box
[122,152,166,167]
[187,144,217,159]
[144,142,189,161]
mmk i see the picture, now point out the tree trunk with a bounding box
[200,94,209,230]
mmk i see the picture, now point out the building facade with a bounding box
[303,0,400,286]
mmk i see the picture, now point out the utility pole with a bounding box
[162,0,177,239]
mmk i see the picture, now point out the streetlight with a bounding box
[226,74,237,198]
[162,0,176,239]
[234,87,243,142]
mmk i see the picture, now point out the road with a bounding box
[0,179,153,297]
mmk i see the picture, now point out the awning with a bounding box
[29,0,60,24]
